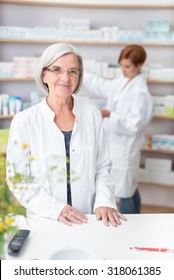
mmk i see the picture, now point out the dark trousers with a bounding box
[119,189,141,214]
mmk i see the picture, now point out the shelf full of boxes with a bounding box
[1,18,174,119]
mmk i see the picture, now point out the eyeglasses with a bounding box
[44,67,81,78]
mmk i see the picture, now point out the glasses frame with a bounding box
[44,66,81,78]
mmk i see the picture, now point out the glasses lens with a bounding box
[45,67,81,77]
[68,69,80,76]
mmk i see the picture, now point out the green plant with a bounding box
[0,139,79,259]
[0,154,26,259]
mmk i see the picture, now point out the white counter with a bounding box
[6,214,174,260]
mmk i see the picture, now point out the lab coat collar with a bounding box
[129,72,147,86]
[112,73,146,105]
[119,72,146,87]
[39,96,80,122]
[39,97,55,122]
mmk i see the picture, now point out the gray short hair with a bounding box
[35,43,83,94]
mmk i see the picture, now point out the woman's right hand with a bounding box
[58,205,88,226]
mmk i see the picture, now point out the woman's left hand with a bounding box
[95,207,127,226]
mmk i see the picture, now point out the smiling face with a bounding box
[119,58,142,80]
[43,53,81,98]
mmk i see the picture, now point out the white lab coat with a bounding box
[6,97,116,220]
[83,72,154,197]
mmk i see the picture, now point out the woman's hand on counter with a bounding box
[95,206,127,227]
[58,205,88,226]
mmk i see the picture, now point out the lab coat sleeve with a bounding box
[83,71,116,99]
[107,89,154,136]
[6,114,66,220]
[93,112,117,211]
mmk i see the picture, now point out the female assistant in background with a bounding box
[83,44,154,214]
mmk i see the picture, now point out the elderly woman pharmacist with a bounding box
[83,44,154,214]
[6,43,126,227]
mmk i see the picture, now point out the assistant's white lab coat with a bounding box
[83,72,154,197]
[6,97,116,220]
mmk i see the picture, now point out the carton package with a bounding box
[145,158,172,172]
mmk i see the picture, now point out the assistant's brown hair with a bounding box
[118,44,146,66]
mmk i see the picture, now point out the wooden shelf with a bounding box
[0,77,174,84]
[142,148,174,155]
[0,38,174,47]
[141,204,174,214]
[0,115,14,119]
[148,79,174,84]
[153,115,174,120]
[138,181,174,189]
[0,77,33,81]
[2,0,174,9]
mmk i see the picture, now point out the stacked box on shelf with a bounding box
[138,158,174,185]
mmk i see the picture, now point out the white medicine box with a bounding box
[145,158,172,172]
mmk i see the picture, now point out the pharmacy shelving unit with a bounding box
[1,0,174,211]
[0,38,174,46]
[1,0,174,8]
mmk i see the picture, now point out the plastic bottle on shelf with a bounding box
[165,95,174,116]
[160,135,170,151]
[145,135,152,150]
[15,96,22,113]
[152,134,161,150]
[1,94,9,115]
[169,136,174,151]
[9,96,16,115]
